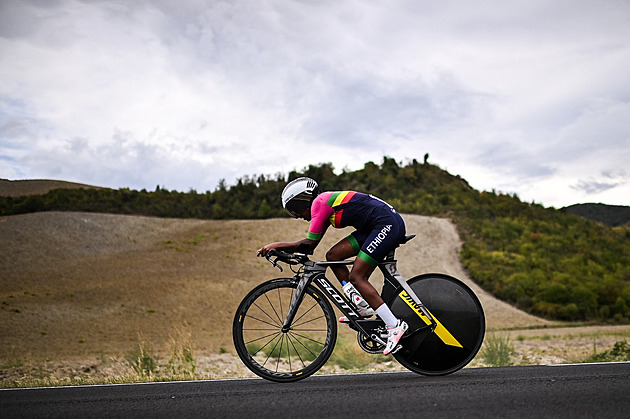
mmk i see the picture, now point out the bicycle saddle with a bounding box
[400,234,416,244]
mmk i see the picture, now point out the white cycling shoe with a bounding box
[383,320,408,355]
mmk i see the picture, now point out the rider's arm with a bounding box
[257,194,332,256]
[257,238,319,256]
[307,194,332,241]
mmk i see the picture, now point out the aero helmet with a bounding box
[281,177,319,217]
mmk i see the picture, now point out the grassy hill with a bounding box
[2,158,629,323]
[2,211,560,384]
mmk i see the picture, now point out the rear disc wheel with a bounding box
[389,274,485,375]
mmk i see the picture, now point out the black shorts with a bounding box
[346,207,406,267]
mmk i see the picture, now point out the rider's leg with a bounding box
[327,235,397,314]
[346,257,382,309]
[325,237,355,285]
[327,238,374,318]
[348,258,396,325]
[350,258,407,355]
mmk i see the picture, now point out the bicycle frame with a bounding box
[282,251,438,346]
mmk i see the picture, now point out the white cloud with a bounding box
[1,0,629,207]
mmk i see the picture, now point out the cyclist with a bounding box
[257,177,408,355]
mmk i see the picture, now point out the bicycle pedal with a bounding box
[390,344,403,355]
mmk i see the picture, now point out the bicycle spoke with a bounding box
[242,327,284,332]
[285,333,307,368]
[274,335,284,372]
[243,313,282,329]
[252,333,282,357]
[261,335,283,369]
[289,331,326,347]
[291,297,321,327]
[287,332,320,359]
[244,331,281,347]
[284,334,296,373]
[292,313,326,329]
[277,287,293,323]
[277,287,284,324]
[263,292,284,325]
[252,301,283,327]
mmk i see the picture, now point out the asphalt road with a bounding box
[1,363,629,418]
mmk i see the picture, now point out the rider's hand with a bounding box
[257,243,276,257]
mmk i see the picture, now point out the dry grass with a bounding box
[1,212,299,361]
[0,179,100,197]
[1,208,629,387]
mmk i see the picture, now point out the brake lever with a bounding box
[266,254,283,272]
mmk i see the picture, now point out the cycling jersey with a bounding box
[307,191,406,266]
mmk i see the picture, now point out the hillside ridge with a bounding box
[0,211,549,365]
[3,163,628,324]
[0,179,100,197]
[563,203,630,226]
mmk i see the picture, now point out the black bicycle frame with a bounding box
[281,251,438,346]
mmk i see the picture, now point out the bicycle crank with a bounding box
[357,332,386,354]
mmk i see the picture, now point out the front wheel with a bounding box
[233,278,337,382]
[388,273,485,376]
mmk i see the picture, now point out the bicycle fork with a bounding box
[281,271,312,332]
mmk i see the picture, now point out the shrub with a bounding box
[481,333,514,367]
[126,340,158,377]
[584,340,630,363]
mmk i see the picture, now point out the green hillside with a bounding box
[2,157,629,323]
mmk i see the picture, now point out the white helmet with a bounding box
[282,177,319,217]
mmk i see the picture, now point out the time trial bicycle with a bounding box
[232,234,485,382]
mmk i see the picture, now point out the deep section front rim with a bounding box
[232,279,337,382]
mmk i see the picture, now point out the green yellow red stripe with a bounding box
[329,209,344,227]
[326,191,356,207]
[333,191,355,207]
[326,192,340,206]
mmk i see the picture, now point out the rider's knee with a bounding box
[326,247,341,261]
[348,270,368,285]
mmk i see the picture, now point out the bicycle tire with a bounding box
[233,278,337,382]
[388,273,485,376]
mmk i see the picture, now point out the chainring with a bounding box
[357,332,386,354]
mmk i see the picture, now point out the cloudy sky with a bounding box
[1,0,629,208]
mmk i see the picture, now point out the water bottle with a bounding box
[342,281,371,312]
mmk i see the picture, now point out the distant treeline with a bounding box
[564,203,630,227]
[2,157,629,323]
